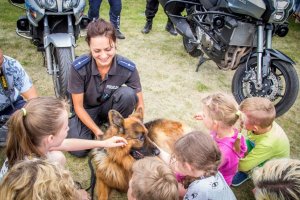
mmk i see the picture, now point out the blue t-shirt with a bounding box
[0,55,33,111]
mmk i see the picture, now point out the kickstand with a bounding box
[196,54,210,72]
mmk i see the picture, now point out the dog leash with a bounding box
[86,155,96,200]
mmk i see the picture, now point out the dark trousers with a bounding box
[67,87,137,157]
[88,0,122,29]
[144,0,184,24]
[145,0,160,19]
[0,96,26,116]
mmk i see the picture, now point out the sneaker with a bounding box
[231,171,250,187]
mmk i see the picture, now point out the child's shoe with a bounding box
[231,171,250,187]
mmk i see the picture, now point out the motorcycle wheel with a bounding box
[182,36,203,57]
[52,47,72,99]
[232,58,299,117]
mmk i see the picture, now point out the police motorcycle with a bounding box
[161,0,299,116]
[9,0,90,99]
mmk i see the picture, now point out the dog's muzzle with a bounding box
[130,147,160,160]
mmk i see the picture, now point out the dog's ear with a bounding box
[130,107,144,122]
[108,110,124,128]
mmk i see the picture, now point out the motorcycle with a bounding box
[161,0,299,116]
[9,0,90,99]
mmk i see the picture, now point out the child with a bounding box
[127,157,178,200]
[0,96,127,180]
[0,158,90,200]
[232,97,290,186]
[160,131,237,200]
[194,93,247,185]
[252,158,300,200]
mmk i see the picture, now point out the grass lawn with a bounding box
[0,0,300,199]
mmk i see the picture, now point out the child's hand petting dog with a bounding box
[194,112,204,120]
[103,136,128,148]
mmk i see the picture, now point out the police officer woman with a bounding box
[67,19,144,157]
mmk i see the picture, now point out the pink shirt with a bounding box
[211,129,247,185]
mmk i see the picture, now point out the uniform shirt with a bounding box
[238,122,290,172]
[68,54,142,108]
[0,56,33,111]
[184,172,237,200]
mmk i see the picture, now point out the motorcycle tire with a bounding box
[232,58,299,117]
[52,47,72,99]
[182,36,203,57]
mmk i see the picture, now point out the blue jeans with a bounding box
[88,0,122,29]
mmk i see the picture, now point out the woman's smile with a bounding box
[90,36,116,68]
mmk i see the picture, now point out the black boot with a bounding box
[165,19,177,36]
[116,29,125,39]
[141,19,153,34]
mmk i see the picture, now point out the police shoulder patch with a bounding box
[73,55,91,70]
[117,56,136,72]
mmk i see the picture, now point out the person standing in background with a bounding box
[141,0,177,35]
[88,0,126,39]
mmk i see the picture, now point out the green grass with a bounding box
[0,0,300,199]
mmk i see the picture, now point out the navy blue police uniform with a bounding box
[67,54,142,157]
[88,0,122,30]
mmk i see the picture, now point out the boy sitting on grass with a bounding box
[232,97,290,186]
[127,157,179,200]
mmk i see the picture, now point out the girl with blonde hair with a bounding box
[194,92,247,185]
[0,96,127,180]
[0,159,89,200]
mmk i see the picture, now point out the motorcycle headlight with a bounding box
[271,0,290,22]
[44,0,57,10]
[63,0,79,10]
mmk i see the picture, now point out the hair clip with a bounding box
[236,110,241,117]
[21,108,27,116]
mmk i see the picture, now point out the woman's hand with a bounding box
[103,136,127,148]
[194,112,204,120]
[93,128,104,139]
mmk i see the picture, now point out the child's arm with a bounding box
[50,137,127,151]
[238,144,273,172]
[157,147,171,164]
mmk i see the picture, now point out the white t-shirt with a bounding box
[184,172,237,200]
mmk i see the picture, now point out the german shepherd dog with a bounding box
[90,108,190,200]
